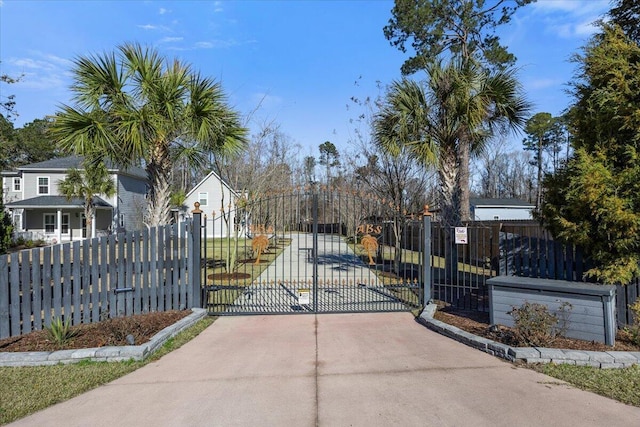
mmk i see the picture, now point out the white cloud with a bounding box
[574,19,600,37]
[194,41,214,49]
[176,38,258,50]
[5,52,70,93]
[159,7,169,15]
[214,1,223,13]
[17,71,67,91]
[530,0,609,39]
[159,36,184,44]
[42,54,72,67]
[138,24,172,32]
[10,57,56,71]
[532,0,608,15]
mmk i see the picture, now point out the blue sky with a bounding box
[1,0,610,158]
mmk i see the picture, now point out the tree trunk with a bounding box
[146,143,173,227]
[439,146,459,286]
[84,204,94,239]
[438,147,458,228]
[536,137,543,209]
[457,140,471,222]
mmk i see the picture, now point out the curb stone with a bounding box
[0,308,207,367]
[417,311,640,369]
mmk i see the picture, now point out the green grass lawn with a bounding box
[531,363,640,407]
[203,237,292,312]
[0,316,215,425]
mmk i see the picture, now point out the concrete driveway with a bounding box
[9,312,640,426]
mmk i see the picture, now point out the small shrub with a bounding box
[508,301,572,347]
[24,240,34,249]
[625,298,640,346]
[46,317,78,347]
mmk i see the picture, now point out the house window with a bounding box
[119,214,125,228]
[38,177,50,195]
[13,177,21,192]
[61,214,70,235]
[198,192,208,207]
[44,213,56,233]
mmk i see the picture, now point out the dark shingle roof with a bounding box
[18,155,147,179]
[19,156,84,170]
[5,195,112,209]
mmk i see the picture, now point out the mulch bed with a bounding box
[434,307,640,352]
[0,310,191,352]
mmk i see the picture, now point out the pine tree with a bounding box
[540,24,640,284]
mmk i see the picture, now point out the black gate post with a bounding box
[423,205,432,306]
[191,203,203,309]
[312,190,319,312]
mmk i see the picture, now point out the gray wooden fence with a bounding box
[500,223,639,327]
[0,214,204,339]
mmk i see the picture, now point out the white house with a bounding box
[470,198,534,221]
[181,171,243,238]
[2,156,148,242]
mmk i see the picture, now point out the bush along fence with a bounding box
[0,212,205,339]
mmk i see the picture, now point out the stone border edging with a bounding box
[417,311,640,369]
[0,308,207,367]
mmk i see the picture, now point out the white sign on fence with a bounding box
[455,227,468,244]
[298,289,310,305]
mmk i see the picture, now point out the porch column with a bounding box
[56,209,62,243]
[92,213,96,238]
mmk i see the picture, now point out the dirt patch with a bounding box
[433,306,640,352]
[0,310,191,352]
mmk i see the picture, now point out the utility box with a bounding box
[488,276,616,345]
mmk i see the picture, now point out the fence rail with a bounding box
[0,221,197,339]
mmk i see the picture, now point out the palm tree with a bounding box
[51,43,247,227]
[58,161,116,239]
[374,60,530,226]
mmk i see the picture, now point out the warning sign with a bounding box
[298,289,310,305]
[455,227,468,244]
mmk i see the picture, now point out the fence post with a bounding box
[191,203,203,309]
[422,205,432,307]
[312,190,319,313]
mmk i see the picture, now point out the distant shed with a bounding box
[470,198,534,221]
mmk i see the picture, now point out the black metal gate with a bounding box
[201,187,426,315]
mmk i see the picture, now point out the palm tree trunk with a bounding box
[458,139,471,223]
[439,146,459,285]
[146,144,173,227]
[438,147,458,228]
[84,205,94,239]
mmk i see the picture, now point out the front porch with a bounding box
[6,195,113,243]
